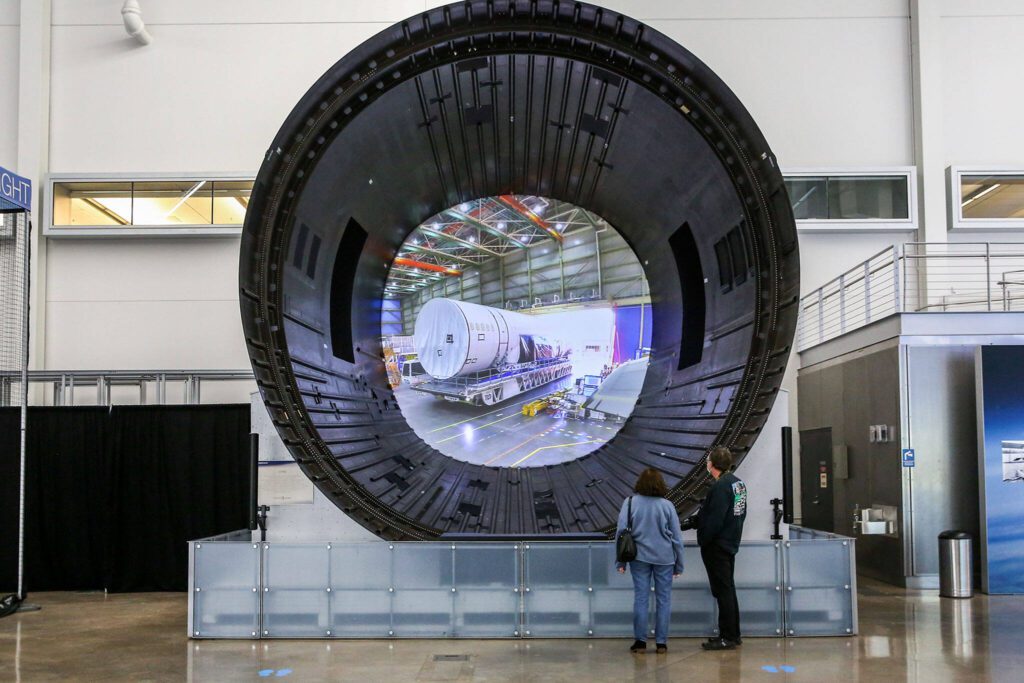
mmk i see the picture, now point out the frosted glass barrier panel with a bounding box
[392,544,455,636]
[329,544,392,637]
[785,540,856,636]
[667,546,718,637]
[262,544,329,637]
[524,543,593,636]
[733,543,785,636]
[189,539,857,639]
[453,545,519,637]
[191,541,260,638]
[588,543,636,637]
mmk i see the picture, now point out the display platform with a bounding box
[187,530,856,640]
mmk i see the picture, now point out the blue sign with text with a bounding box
[0,166,32,211]
[902,448,915,468]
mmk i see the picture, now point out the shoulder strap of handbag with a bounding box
[627,496,633,531]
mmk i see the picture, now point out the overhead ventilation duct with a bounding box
[239,0,800,540]
[121,0,152,46]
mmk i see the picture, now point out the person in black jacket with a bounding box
[682,446,747,651]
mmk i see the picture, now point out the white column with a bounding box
[16,0,51,372]
[909,0,949,313]
[911,0,946,243]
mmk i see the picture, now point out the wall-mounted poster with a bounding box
[976,346,1024,594]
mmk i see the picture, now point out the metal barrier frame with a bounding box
[0,369,253,406]
[188,534,857,640]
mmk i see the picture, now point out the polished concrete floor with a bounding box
[395,378,624,467]
[2,579,1021,681]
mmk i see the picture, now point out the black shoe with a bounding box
[701,638,736,651]
[630,640,647,653]
[705,637,742,646]
[655,643,668,654]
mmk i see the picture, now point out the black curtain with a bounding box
[0,405,250,593]
[0,408,20,592]
[105,405,250,591]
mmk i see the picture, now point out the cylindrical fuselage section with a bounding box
[414,299,563,379]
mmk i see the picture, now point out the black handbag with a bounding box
[616,496,637,563]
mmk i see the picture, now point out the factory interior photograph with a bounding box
[1,1,1024,681]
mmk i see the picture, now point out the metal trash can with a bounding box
[938,530,973,598]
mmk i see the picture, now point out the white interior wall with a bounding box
[41,0,919,387]
[19,0,1024,469]
[44,236,248,369]
[0,1,19,166]
[940,2,1024,165]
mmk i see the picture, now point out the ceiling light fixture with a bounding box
[163,181,206,220]
[962,183,1001,207]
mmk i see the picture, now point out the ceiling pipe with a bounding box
[121,0,153,45]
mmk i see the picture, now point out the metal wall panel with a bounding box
[905,345,980,576]
[798,342,904,585]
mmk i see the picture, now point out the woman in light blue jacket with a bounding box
[616,467,685,654]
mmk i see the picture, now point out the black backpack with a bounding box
[616,496,637,563]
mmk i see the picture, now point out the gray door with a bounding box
[800,427,834,533]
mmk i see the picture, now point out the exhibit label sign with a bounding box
[976,346,1024,594]
[0,165,31,211]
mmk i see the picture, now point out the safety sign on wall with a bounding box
[901,448,915,468]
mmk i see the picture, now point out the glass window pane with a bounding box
[131,180,213,225]
[826,176,908,220]
[961,174,1024,219]
[212,181,251,225]
[52,182,133,226]
[785,178,828,219]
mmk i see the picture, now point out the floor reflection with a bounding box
[3,579,1024,681]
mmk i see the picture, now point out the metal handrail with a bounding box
[0,369,254,407]
[799,241,1024,350]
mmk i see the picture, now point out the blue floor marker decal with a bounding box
[780,665,796,673]
[276,670,293,677]
[761,664,796,674]
[762,666,779,673]
[258,671,274,678]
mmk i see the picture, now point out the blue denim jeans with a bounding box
[629,561,673,643]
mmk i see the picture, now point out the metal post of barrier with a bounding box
[838,274,846,334]
[893,246,902,312]
[986,243,992,311]
[817,290,824,345]
[863,261,872,323]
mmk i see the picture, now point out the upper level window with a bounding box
[783,168,916,232]
[952,168,1024,229]
[48,176,252,236]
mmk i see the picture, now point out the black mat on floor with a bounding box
[0,404,250,593]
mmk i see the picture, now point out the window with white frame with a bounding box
[952,168,1024,229]
[48,177,253,235]
[783,168,916,231]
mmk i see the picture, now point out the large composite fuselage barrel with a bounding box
[414,299,561,379]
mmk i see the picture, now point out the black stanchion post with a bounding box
[249,433,259,532]
[781,426,794,524]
